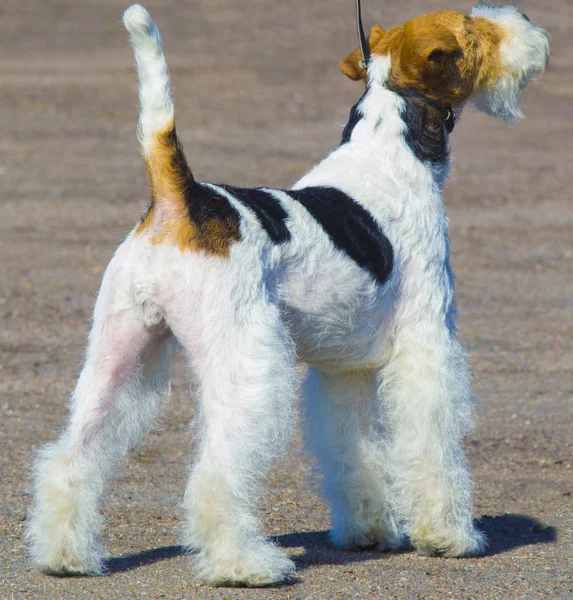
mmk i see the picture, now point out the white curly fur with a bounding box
[469,4,550,123]
[27,3,549,587]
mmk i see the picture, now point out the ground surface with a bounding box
[1,0,571,598]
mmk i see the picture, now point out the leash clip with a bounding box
[444,108,455,133]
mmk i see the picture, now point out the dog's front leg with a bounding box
[302,366,402,552]
[176,294,296,587]
[381,327,486,557]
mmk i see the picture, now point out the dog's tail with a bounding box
[123,4,194,207]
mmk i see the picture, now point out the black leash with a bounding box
[355,0,370,69]
[354,0,455,133]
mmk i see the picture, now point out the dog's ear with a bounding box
[417,31,461,65]
[390,27,462,93]
[339,24,386,81]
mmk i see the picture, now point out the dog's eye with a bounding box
[521,12,531,22]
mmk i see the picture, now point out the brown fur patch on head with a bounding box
[340,11,506,107]
[136,122,241,256]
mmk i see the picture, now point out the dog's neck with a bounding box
[295,56,452,197]
[349,56,451,170]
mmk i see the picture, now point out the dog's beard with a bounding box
[471,72,528,124]
[468,6,549,124]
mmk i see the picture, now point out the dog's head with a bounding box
[340,4,549,123]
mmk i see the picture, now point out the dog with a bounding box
[27,3,549,587]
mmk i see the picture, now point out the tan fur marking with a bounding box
[136,121,241,256]
[340,11,506,108]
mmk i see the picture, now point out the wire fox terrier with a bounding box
[27,3,549,587]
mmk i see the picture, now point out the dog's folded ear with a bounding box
[339,24,386,80]
[412,30,461,65]
[391,29,462,92]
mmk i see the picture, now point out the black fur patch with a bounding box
[340,94,366,145]
[221,185,291,244]
[188,183,393,284]
[387,86,449,165]
[186,183,241,247]
[286,187,393,284]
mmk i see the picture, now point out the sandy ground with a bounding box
[1,0,572,598]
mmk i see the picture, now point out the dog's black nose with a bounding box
[521,12,531,22]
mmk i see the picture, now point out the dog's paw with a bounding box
[412,526,486,558]
[332,529,404,553]
[37,556,105,577]
[330,516,404,553]
[192,541,295,587]
[29,529,105,577]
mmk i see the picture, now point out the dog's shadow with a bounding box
[103,513,556,575]
[476,513,556,557]
[104,545,185,574]
[273,514,556,569]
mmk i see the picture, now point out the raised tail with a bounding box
[123,5,241,256]
[124,4,174,153]
[123,4,194,209]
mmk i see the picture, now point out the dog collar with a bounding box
[406,88,456,133]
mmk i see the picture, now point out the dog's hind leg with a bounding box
[302,367,402,552]
[176,286,296,587]
[27,243,173,575]
[381,329,486,557]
